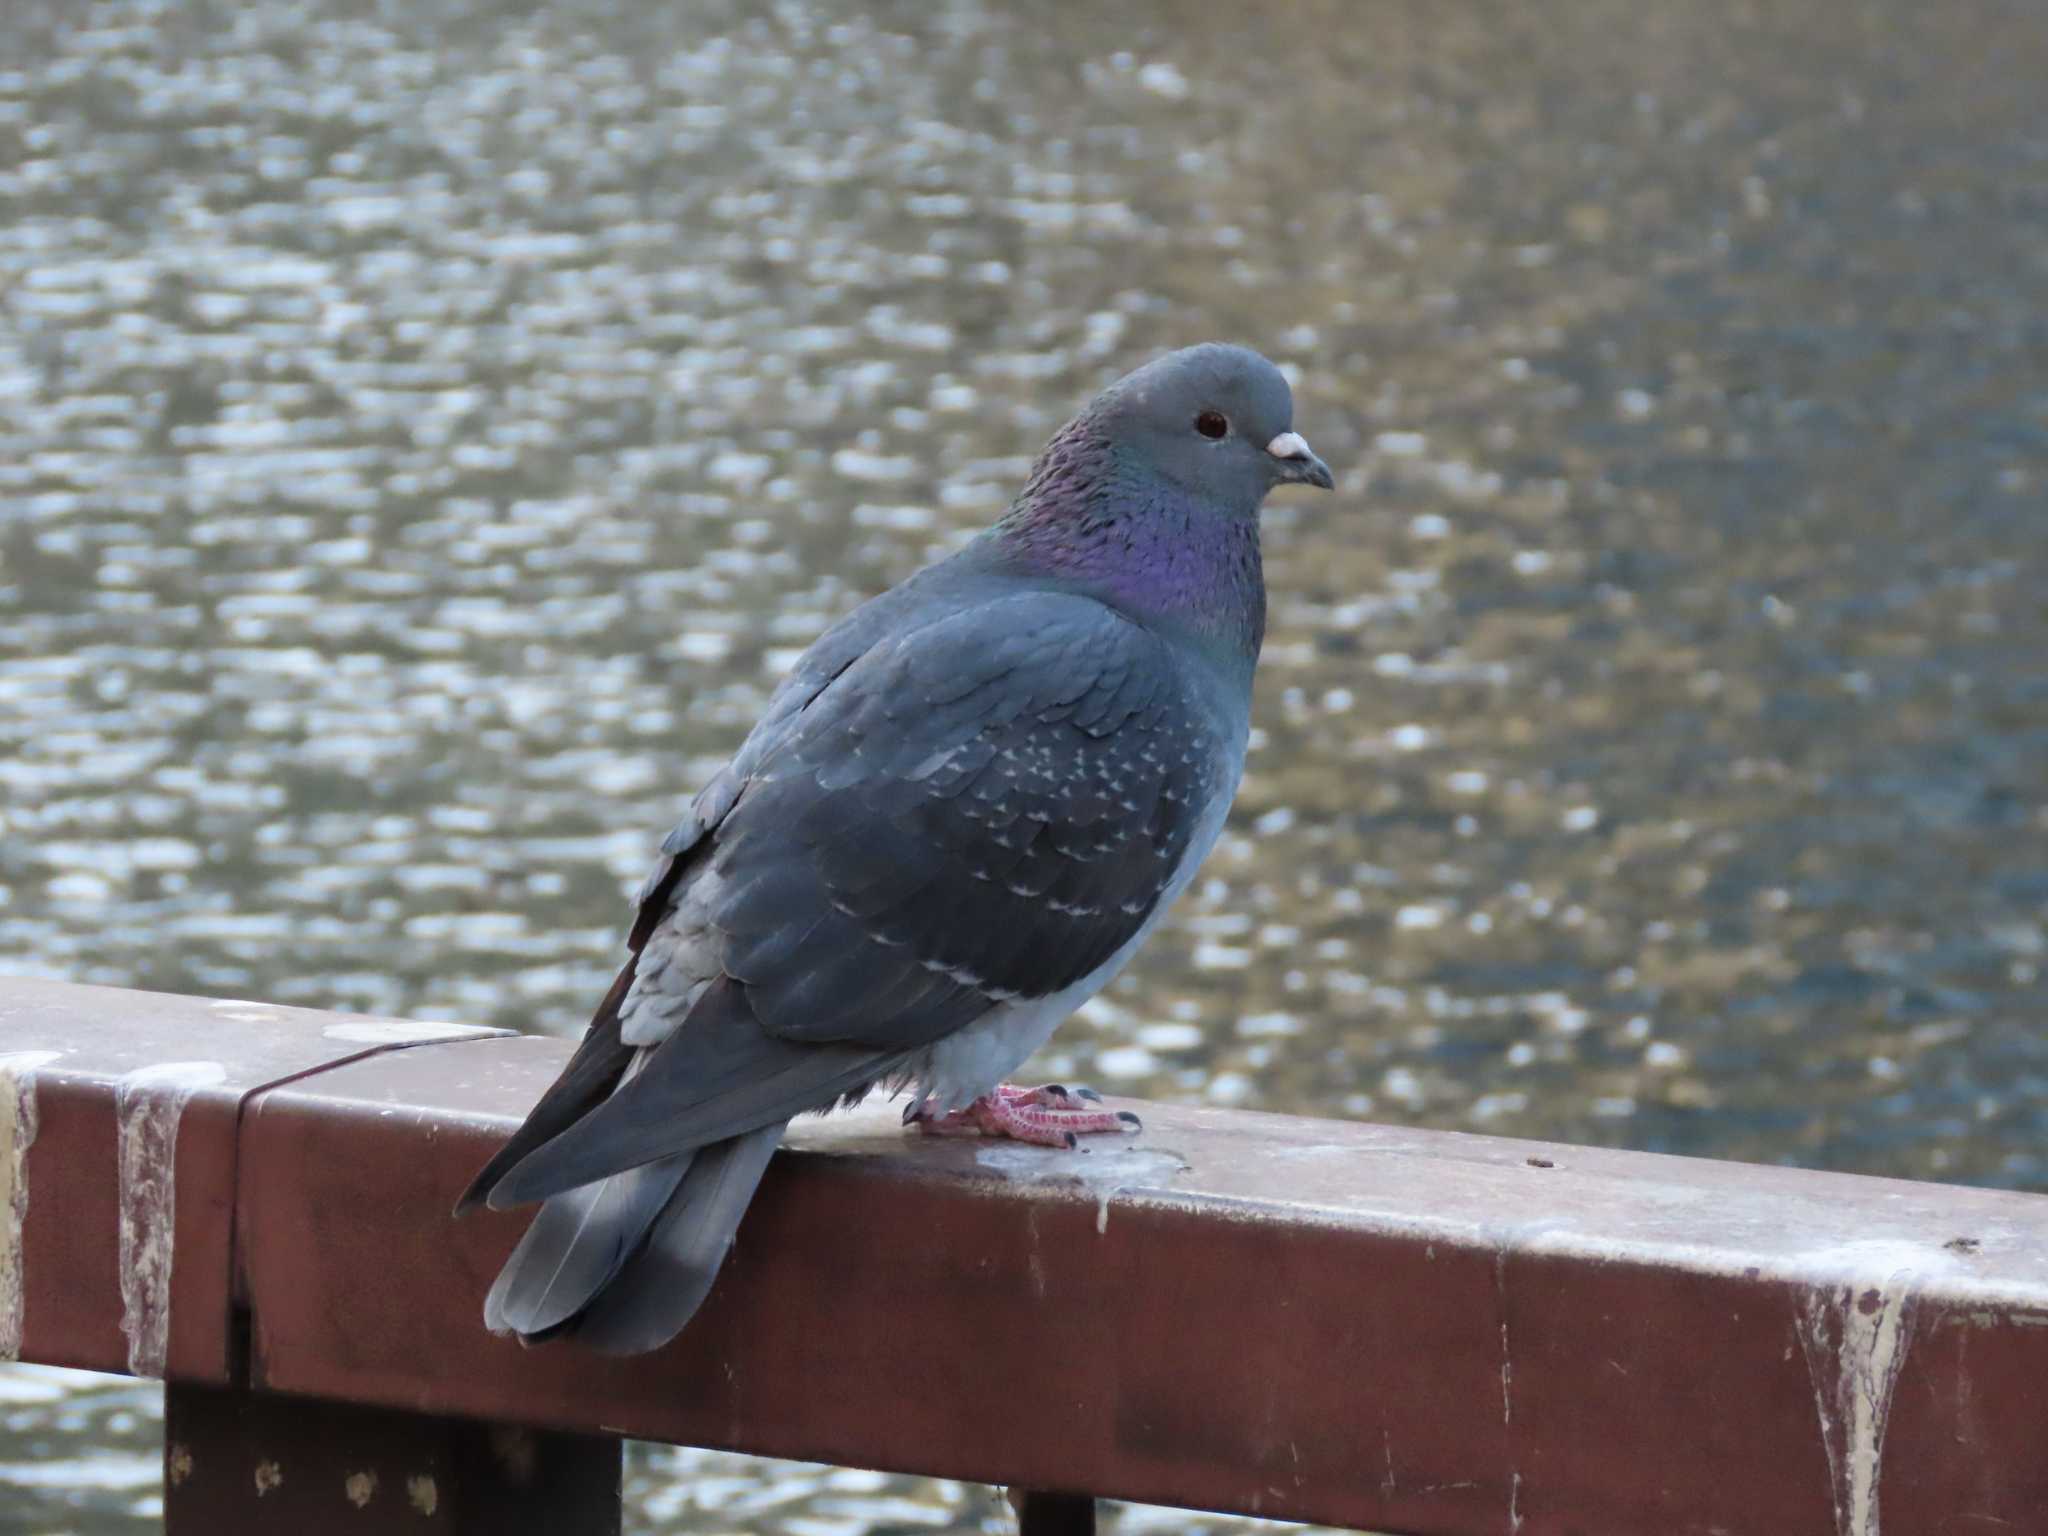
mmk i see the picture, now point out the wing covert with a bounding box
[703,592,1233,1049]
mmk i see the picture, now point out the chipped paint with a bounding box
[0,1050,62,1362]
[1499,1250,1523,1530]
[115,1060,226,1378]
[321,1020,499,1044]
[1796,1246,1923,1536]
[1023,1204,1048,1300]
[255,1459,283,1496]
[168,1443,194,1486]
[406,1473,439,1515]
[344,1469,377,1507]
[1493,1249,1516,1426]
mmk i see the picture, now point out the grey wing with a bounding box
[490,592,1231,1204]
[459,577,943,1216]
[717,597,1230,1037]
[627,557,970,935]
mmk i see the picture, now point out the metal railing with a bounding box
[5,975,2048,1534]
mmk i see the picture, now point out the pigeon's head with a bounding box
[1088,343,1334,512]
[996,343,1329,661]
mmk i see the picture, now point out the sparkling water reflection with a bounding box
[3,0,2046,1528]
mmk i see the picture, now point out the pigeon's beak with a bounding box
[1266,431,1335,490]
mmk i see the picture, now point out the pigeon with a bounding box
[459,342,1333,1353]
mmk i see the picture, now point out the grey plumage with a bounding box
[566,1123,782,1354]
[481,1141,691,1338]
[463,343,1331,1352]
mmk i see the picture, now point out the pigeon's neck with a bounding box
[989,421,1266,671]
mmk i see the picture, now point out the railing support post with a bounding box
[1013,1489,1097,1534]
[164,1381,622,1533]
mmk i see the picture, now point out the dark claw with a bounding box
[1116,1111,1142,1130]
[1072,1086,1103,1103]
[1062,1131,1079,1149]
[901,1101,923,1126]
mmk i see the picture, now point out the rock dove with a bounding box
[460,343,1333,1353]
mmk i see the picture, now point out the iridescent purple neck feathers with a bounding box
[989,419,1266,665]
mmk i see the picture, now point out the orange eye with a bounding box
[1195,410,1228,439]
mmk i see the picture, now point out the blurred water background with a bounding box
[2,0,2045,1530]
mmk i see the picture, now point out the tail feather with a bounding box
[482,1148,694,1339]
[471,978,827,1350]
[484,978,898,1209]
[456,961,638,1215]
[569,1122,786,1355]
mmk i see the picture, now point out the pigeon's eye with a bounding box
[1194,410,1229,440]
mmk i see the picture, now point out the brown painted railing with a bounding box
[5,974,2048,1534]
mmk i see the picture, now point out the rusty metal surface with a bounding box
[236,1030,2048,1536]
[0,977,505,1380]
[166,1380,621,1533]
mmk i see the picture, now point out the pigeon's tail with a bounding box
[468,974,897,1353]
[482,1147,693,1339]
[483,1121,786,1353]
[570,1121,784,1354]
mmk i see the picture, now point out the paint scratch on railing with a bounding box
[0,1050,62,1362]
[116,1060,227,1378]
[1796,1247,1924,1536]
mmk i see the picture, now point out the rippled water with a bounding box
[3,0,2045,1528]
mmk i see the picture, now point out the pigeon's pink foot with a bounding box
[908,1083,1141,1148]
